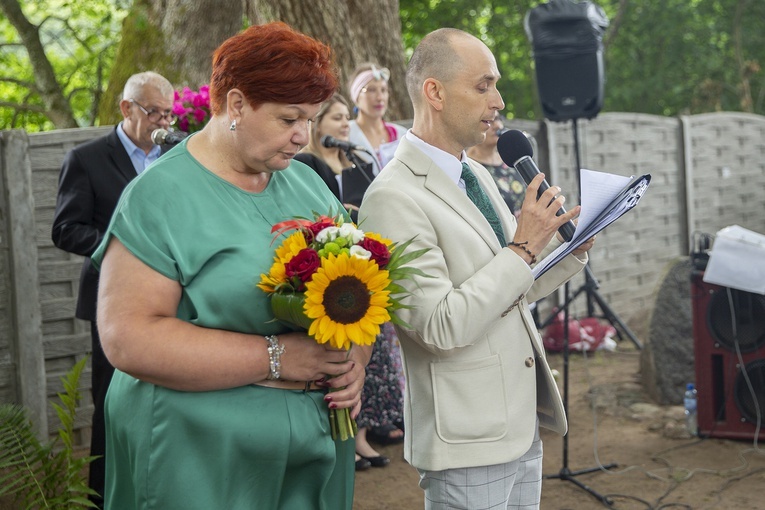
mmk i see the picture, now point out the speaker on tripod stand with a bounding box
[525,1,620,506]
[526,0,606,122]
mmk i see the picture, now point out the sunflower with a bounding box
[364,231,393,247]
[276,231,307,262]
[256,260,287,293]
[257,232,308,293]
[304,252,391,350]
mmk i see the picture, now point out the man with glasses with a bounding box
[51,70,175,509]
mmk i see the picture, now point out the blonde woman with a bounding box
[348,63,407,175]
[295,93,373,218]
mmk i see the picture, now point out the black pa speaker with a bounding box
[525,0,609,122]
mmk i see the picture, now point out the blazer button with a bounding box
[525,357,535,367]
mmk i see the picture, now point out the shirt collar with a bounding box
[405,130,468,189]
[116,122,162,172]
[116,122,140,154]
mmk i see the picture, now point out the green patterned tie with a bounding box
[461,163,506,246]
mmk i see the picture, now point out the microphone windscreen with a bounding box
[497,129,534,167]
[321,135,334,148]
[151,129,168,145]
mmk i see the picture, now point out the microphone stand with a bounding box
[343,148,374,185]
[542,118,617,508]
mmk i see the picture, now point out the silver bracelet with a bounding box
[265,335,285,380]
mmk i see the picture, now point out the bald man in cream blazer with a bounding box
[358,29,593,510]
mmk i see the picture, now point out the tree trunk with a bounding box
[248,0,412,121]
[733,0,753,113]
[98,0,242,125]
[160,0,243,88]
[0,0,77,128]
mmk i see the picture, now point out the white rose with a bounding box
[316,226,339,243]
[338,223,365,244]
[350,245,372,260]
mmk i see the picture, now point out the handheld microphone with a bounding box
[497,129,576,242]
[321,135,365,153]
[151,129,188,146]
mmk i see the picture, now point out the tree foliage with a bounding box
[0,0,127,131]
[399,0,765,118]
[603,0,765,115]
[1,0,764,131]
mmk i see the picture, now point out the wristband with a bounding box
[508,241,537,265]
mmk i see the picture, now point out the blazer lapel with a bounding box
[395,139,503,254]
[105,127,139,182]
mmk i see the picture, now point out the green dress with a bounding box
[91,140,354,510]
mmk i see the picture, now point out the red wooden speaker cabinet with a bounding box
[691,271,765,440]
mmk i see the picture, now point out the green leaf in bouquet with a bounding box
[271,292,313,330]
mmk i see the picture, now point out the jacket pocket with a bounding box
[431,355,508,443]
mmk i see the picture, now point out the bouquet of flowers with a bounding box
[257,213,428,440]
[172,85,211,133]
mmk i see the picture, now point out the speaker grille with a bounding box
[734,359,765,424]
[707,289,765,353]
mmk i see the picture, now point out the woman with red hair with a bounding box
[92,22,368,509]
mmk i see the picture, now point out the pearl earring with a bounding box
[229,120,237,131]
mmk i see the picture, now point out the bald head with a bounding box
[406,28,480,109]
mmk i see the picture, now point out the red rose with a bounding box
[304,218,336,242]
[360,237,391,267]
[285,248,321,285]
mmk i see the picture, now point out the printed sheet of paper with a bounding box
[531,169,650,279]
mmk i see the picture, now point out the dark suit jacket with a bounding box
[52,127,138,322]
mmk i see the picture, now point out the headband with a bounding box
[350,66,390,103]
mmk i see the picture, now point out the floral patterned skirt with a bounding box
[356,323,404,430]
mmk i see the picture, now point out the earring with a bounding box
[229,120,237,131]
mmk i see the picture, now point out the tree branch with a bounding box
[0,100,47,113]
[39,14,95,55]
[604,0,630,50]
[0,0,77,128]
[0,76,37,90]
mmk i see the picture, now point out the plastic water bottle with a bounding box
[683,383,698,436]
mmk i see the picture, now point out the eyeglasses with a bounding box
[129,99,177,124]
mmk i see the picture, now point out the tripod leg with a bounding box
[589,288,642,349]
[545,467,616,507]
[536,285,588,330]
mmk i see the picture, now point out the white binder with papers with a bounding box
[532,168,651,279]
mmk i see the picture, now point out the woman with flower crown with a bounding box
[348,62,408,175]
[91,22,369,510]
[344,62,408,469]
